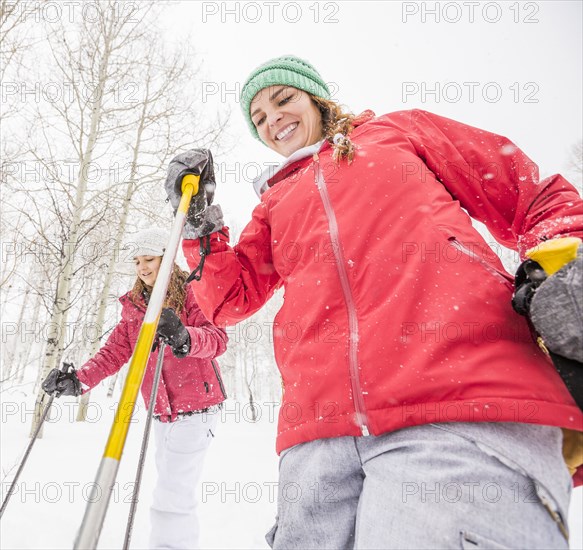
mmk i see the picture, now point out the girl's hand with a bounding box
[156,308,191,358]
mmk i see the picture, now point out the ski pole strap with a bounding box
[0,362,71,519]
[185,235,211,284]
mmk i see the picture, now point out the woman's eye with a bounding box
[279,95,291,106]
[254,115,265,127]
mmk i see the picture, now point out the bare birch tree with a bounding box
[77,37,229,419]
[23,1,160,436]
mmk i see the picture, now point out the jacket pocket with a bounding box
[434,423,570,543]
[447,236,514,290]
[460,530,510,549]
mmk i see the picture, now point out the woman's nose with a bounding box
[268,110,283,127]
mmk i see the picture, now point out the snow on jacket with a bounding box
[76,286,228,421]
[183,109,583,455]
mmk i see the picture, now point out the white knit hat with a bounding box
[127,227,170,258]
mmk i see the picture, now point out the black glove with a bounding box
[512,248,583,411]
[529,248,583,364]
[156,308,191,358]
[512,259,547,316]
[165,149,216,238]
[42,363,82,397]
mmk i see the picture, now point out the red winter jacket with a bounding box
[77,286,227,421]
[183,109,583,455]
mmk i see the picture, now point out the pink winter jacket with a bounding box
[76,286,228,421]
[183,109,583,460]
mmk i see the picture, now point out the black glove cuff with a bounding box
[172,332,191,358]
[72,371,83,396]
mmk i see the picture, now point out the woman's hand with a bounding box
[42,364,82,397]
[156,308,191,358]
[165,149,218,238]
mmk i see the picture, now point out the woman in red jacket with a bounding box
[42,227,227,550]
[165,56,583,549]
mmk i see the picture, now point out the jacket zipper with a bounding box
[312,154,369,436]
[211,359,227,399]
[449,238,513,289]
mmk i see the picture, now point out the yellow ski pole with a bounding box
[74,174,200,550]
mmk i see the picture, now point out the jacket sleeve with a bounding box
[76,317,133,391]
[184,293,228,359]
[381,109,583,257]
[182,201,282,327]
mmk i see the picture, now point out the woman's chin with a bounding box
[278,141,300,157]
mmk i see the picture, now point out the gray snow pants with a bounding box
[266,422,572,549]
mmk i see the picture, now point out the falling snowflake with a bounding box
[500,144,517,155]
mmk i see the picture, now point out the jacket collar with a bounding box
[120,287,192,315]
[252,140,325,197]
[119,290,147,312]
[251,110,376,197]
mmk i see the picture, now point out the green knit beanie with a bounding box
[240,55,331,141]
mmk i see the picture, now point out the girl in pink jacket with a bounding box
[42,227,227,550]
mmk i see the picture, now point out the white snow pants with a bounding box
[149,410,219,550]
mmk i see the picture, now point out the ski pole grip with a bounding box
[177,174,200,217]
[181,173,200,196]
[526,237,582,276]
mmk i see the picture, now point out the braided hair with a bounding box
[310,95,357,164]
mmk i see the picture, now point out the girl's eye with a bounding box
[254,115,265,127]
[278,95,292,106]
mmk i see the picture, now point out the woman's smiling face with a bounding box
[250,86,323,157]
[135,255,162,287]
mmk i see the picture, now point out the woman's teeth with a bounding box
[276,122,298,140]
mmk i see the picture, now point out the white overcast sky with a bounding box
[157,1,582,227]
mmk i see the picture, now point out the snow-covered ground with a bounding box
[1,388,582,549]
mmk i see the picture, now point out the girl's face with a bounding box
[135,255,162,287]
[250,86,323,157]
